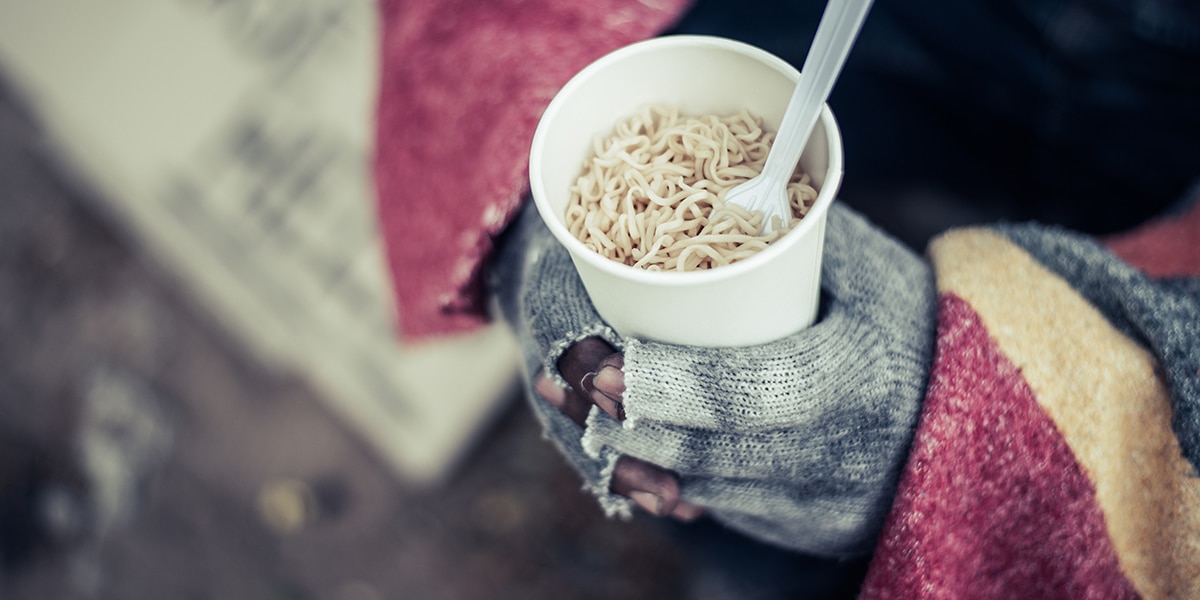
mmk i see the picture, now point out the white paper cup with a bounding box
[530,35,843,347]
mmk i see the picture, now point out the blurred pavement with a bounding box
[0,80,693,598]
[0,62,872,600]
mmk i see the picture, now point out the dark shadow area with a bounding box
[668,0,1200,249]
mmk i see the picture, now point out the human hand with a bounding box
[534,336,704,521]
[506,202,937,557]
[534,336,623,427]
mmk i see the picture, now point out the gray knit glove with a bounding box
[493,201,937,558]
[490,203,632,515]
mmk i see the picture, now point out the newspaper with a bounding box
[0,0,519,484]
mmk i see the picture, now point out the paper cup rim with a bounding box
[529,34,844,286]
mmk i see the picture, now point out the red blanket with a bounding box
[860,202,1200,599]
[374,0,689,340]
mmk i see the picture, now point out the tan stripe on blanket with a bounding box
[928,229,1200,599]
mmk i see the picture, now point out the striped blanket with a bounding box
[861,204,1200,598]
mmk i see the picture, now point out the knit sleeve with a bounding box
[489,203,634,517]
[619,204,935,432]
[494,202,938,555]
[583,204,939,557]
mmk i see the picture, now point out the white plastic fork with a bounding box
[722,0,874,234]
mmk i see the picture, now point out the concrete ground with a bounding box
[0,91,679,600]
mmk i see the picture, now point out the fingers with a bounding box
[590,355,626,421]
[533,338,701,521]
[581,370,625,422]
[574,351,625,422]
[534,369,591,426]
[556,337,625,422]
[532,363,624,426]
[533,335,621,426]
[611,456,704,521]
[526,381,704,520]
[556,337,617,394]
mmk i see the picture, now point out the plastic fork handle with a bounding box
[759,0,874,187]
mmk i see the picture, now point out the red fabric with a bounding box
[859,294,1137,599]
[1104,191,1200,278]
[374,0,690,340]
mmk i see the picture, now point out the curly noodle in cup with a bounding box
[567,105,818,272]
[530,35,843,347]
